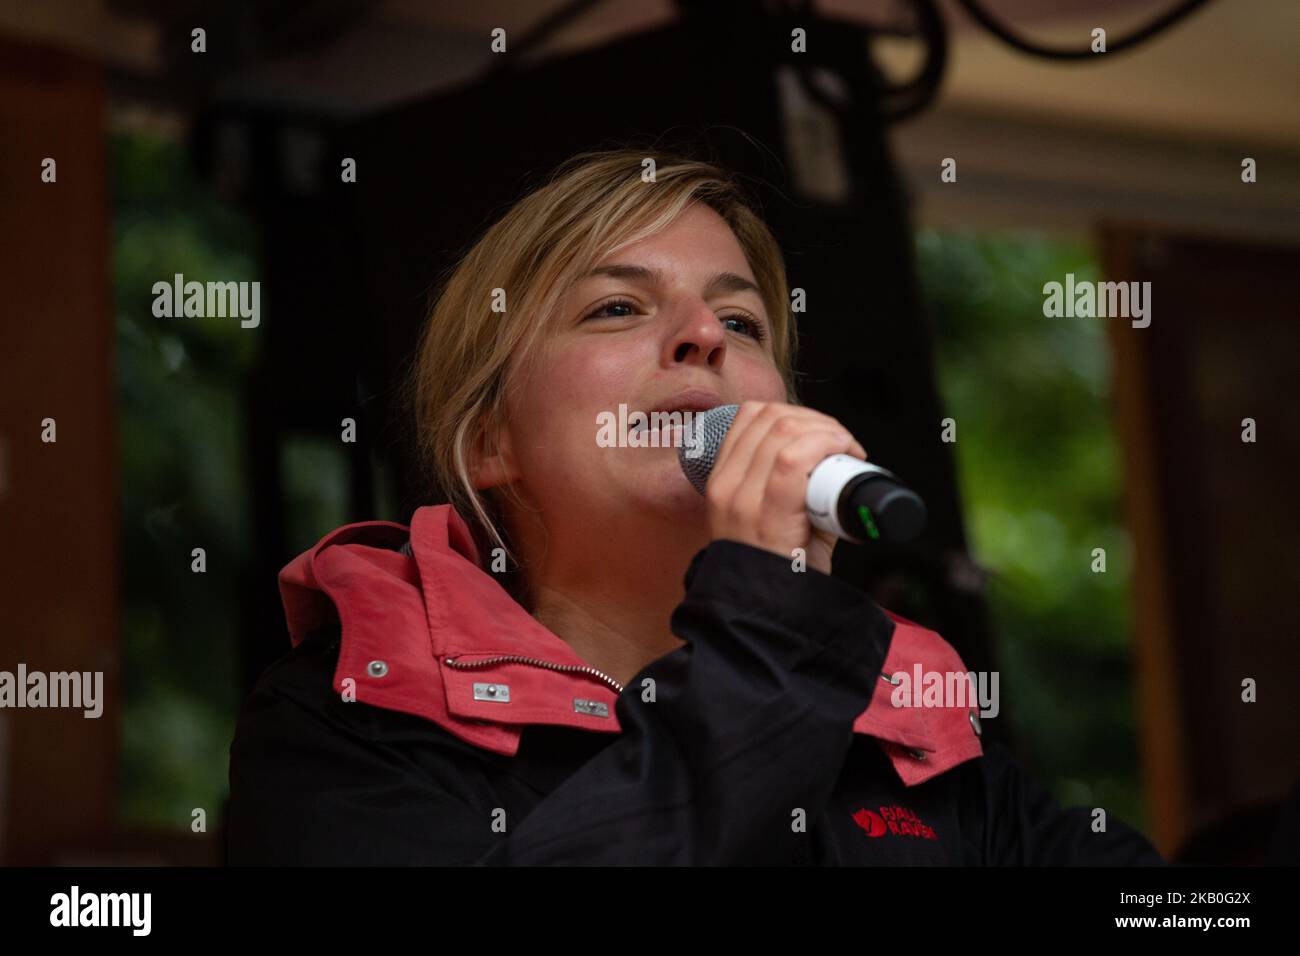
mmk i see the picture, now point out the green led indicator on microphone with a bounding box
[856,504,880,540]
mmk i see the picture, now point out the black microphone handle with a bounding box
[838,472,928,544]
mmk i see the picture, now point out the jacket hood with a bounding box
[277,505,983,786]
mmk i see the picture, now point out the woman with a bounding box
[226,148,1164,865]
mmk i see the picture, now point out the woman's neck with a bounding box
[513,515,703,689]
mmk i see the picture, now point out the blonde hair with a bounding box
[406,147,800,591]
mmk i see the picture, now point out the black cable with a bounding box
[789,0,947,125]
[486,0,609,77]
[952,0,1216,60]
[877,0,948,121]
[482,0,946,124]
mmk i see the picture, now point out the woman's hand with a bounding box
[704,401,868,576]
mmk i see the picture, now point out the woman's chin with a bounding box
[622,458,709,521]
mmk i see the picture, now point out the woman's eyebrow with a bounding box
[583,264,761,297]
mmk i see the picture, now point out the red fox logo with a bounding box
[852,808,887,837]
[852,805,938,840]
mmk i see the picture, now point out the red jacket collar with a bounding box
[278,505,982,786]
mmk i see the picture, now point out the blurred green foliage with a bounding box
[113,131,259,829]
[280,437,350,554]
[915,229,1146,830]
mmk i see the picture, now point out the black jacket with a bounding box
[226,507,1165,866]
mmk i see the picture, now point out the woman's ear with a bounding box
[468,418,519,490]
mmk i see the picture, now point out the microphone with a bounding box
[678,404,927,544]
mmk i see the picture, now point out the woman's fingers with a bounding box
[704,401,868,571]
[710,401,862,498]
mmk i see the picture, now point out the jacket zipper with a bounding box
[444,654,625,695]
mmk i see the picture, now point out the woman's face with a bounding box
[477,202,789,536]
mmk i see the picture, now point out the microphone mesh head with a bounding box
[678,404,739,494]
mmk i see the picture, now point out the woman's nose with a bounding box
[665,302,727,369]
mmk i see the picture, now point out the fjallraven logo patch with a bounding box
[852,805,938,840]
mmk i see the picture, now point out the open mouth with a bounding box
[633,409,699,433]
[626,411,700,451]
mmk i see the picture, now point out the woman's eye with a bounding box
[586,298,638,319]
[723,314,767,342]
[585,299,766,342]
